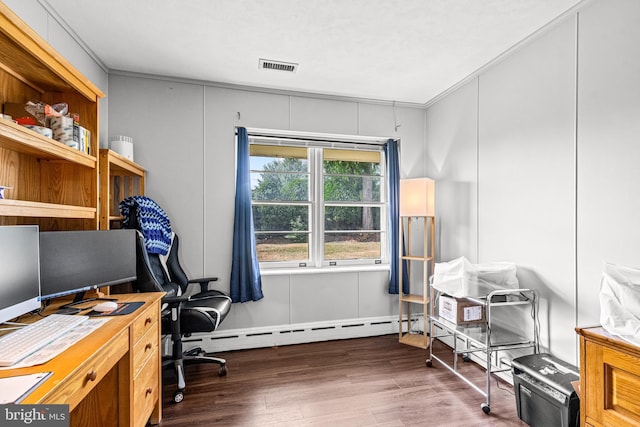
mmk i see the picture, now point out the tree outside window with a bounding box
[250,144,386,267]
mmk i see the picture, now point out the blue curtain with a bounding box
[386,139,409,294]
[230,127,264,302]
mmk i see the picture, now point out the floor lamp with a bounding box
[398,177,435,348]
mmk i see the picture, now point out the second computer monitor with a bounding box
[0,225,41,323]
[39,229,137,300]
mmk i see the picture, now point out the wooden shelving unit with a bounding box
[398,215,435,349]
[99,149,145,230]
[0,2,104,231]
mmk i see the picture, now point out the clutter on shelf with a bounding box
[432,256,519,298]
[438,294,485,325]
[600,261,640,346]
[2,100,91,154]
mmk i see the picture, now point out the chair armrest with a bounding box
[187,276,219,293]
[162,294,190,305]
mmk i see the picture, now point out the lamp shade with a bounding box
[400,177,435,217]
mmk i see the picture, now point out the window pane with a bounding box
[324,176,381,202]
[324,149,381,168]
[324,233,381,260]
[253,205,308,232]
[250,145,307,161]
[251,172,308,201]
[325,206,380,231]
[323,148,381,177]
[251,146,309,202]
[323,160,381,176]
[250,156,308,172]
[256,233,309,262]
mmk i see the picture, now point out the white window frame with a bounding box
[247,128,392,270]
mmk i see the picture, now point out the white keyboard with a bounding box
[0,314,88,367]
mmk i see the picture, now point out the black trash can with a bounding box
[512,353,580,427]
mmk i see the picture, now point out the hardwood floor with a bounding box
[159,335,527,426]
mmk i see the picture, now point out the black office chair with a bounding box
[132,230,232,404]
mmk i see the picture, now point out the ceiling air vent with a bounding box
[259,58,298,73]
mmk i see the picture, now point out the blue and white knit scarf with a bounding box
[119,196,172,255]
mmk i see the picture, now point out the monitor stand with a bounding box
[60,292,117,310]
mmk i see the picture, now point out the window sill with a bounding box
[260,264,390,276]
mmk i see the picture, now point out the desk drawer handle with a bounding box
[145,343,152,351]
[87,370,97,382]
[145,387,153,396]
[144,317,152,326]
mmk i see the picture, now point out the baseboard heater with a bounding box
[173,315,400,354]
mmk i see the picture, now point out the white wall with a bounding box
[425,79,478,263]
[108,73,427,332]
[576,0,640,327]
[426,0,640,365]
[478,16,576,363]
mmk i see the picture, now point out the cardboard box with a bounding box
[439,295,485,325]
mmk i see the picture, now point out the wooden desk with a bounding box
[0,293,163,427]
[576,326,640,427]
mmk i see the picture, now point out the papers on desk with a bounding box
[0,318,110,370]
[0,372,51,403]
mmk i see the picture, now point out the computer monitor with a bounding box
[39,229,137,301]
[0,225,41,324]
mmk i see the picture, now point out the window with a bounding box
[249,137,388,268]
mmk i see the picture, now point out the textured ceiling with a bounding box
[43,0,582,105]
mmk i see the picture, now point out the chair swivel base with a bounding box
[184,347,228,376]
[163,348,227,403]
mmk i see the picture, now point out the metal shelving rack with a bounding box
[426,287,539,414]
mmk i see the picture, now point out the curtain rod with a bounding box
[235,126,396,146]
[247,134,389,148]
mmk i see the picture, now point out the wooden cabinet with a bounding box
[0,293,164,427]
[99,149,145,229]
[576,326,640,427]
[130,298,161,427]
[398,215,434,349]
[45,327,129,413]
[0,2,104,231]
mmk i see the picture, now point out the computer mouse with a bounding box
[93,301,118,312]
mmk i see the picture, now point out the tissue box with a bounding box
[110,135,133,161]
[439,295,485,325]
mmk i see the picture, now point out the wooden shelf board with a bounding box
[0,119,96,168]
[400,294,428,304]
[399,333,429,349]
[401,255,434,261]
[0,199,95,218]
[0,4,104,101]
[100,149,145,176]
